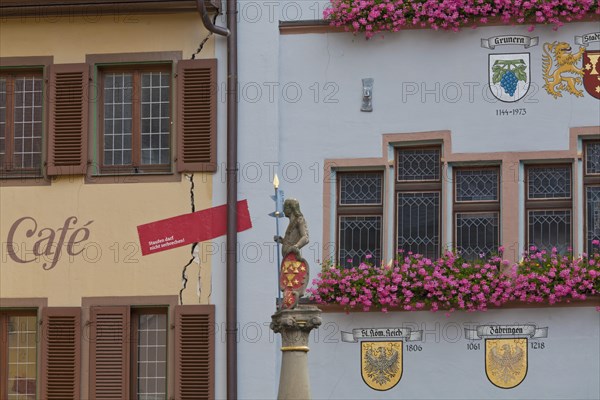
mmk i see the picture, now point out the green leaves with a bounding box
[513,64,527,83]
[492,64,505,84]
[492,59,528,83]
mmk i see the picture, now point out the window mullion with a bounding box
[132,71,141,168]
[337,205,383,215]
[525,199,572,210]
[454,202,500,213]
[395,182,441,192]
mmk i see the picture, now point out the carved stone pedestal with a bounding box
[271,305,322,400]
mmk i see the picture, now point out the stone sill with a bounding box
[279,14,600,35]
[295,296,600,313]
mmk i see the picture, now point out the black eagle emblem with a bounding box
[363,346,400,386]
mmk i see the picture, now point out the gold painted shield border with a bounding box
[485,338,528,389]
[360,340,403,391]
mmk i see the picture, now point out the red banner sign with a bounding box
[137,200,252,256]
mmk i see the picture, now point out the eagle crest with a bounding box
[488,343,525,385]
[363,346,400,386]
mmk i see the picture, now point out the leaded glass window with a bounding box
[453,167,500,260]
[455,169,499,202]
[337,172,383,267]
[339,172,382,205]
[528,210,571,254]
[339,216,382,267]
[527,166,571,199]
[397,147,441,181]
[100,67,171,174]
[397,192,440,259]
[584,141,600,253]
[585,142,600,175]
[455,212,499,260]
[396,146,442,259]
[586,186,600,252]
[526,164,572,254]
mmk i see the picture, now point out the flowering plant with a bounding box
[512,243,600,305]
[308,242,600,313]
[323,0,599,38]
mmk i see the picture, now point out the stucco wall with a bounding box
[0,13,216,306]
[233,10,600,399]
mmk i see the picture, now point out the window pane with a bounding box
[7,315,37,400]
[397,192,440,259]
[455,169,498,202]
[104,73,133,166]
[528,210,571,254]
[587,186,600,252]
[586,142,600,175]
[528,166,571,199]
[397,148,440,181]
[137,313,167,400]
[141,72,170,165]
[0,78,6,167]
[339,172,382,205]
[455,212,499,260]
[12,76,42,170]
[339,216,382,267]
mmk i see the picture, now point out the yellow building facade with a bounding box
[1,5,219,399]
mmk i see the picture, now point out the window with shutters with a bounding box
[453,167,500,260]
[89,306,168,400]
[584,141,600,253]
[0,70,44,178]
[87,53,217,180]
[88,302,214,400]
[526,164,573,254]
[1,58,89,181]
[337,171,383,267]
[0,310,38,400]
[97,66,173,175]
[131,308,168,400]
[396,146,442,259]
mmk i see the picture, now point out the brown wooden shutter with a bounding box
[48,63,89,176]
[89,306,130,400]
[174,305,215,400]
[41,307,81,400]
[176,59,217,173]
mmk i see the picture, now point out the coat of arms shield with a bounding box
[485,338,528,389]
[279,252,308,309]
[361,341,403,391]
[489,53,530,102]
[583,50,600,99]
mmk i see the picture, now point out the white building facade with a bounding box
[210,4,600,399]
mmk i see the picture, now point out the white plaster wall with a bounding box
[230,7,600,398]
[309,307,600,399]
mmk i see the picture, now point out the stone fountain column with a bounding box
[270,305,322,400]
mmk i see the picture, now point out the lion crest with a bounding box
[542,41,586,98]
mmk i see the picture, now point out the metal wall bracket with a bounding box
[361,78,373,112]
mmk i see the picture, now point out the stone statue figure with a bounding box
[274,198,309,309]
[275,198,309,258]
[270,199,321,398]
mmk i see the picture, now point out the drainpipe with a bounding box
[196,0,230,36]
[225,0,239,397]
[196,0,237,399]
